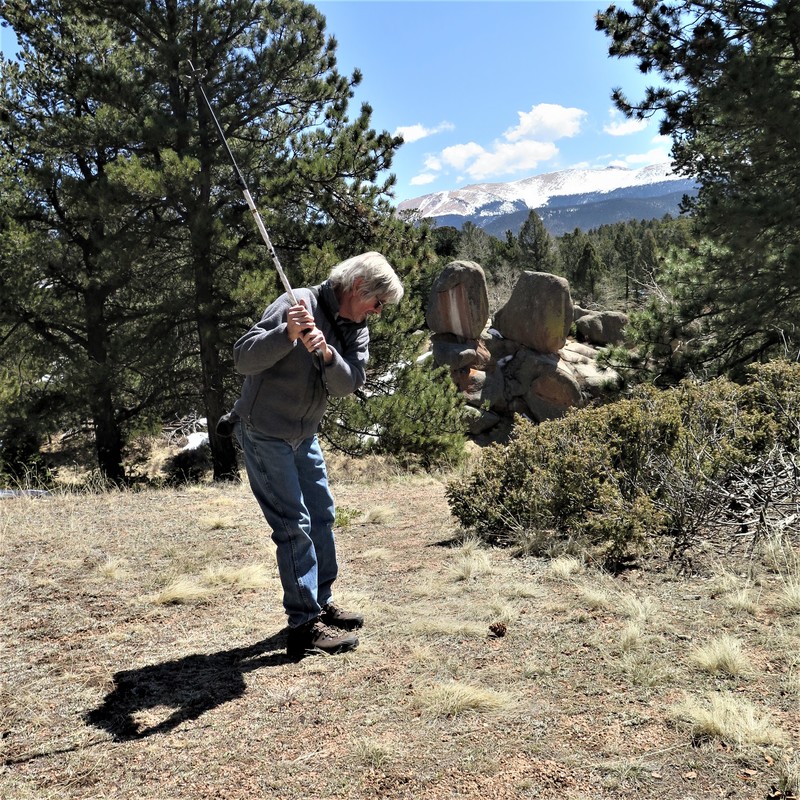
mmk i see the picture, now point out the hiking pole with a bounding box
[186,59,325,385]
[186,60,298,305]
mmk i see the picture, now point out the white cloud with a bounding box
[441,142,486,171]
[466,140,559,181]
[409,103,587,186]
[504,103,586,142]
[410,173,438,186]
[609,145,672,168]
[394,121,455,143]
[603,108,649,137]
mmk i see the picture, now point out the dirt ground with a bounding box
[1,464,798,799]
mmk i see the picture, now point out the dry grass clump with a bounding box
[760,537,800,615]
[413,680,514,718]
[618,621,644,653]
[671,693,786,747]
[149,575,217,605]
[95,557,127,579]
[360,546,394,561]
[707,561,748,595]
[448,550,493,583]
[689,634,752,676]
[776,753,800,798]
[575,585,615,611]
[409,617,487,638]
[202,516,237,531]
[352,737,398,769]
[617,593,659,622]
[775,577,800,615]
[548,555,584,579]
[363,505,398,525]
[761,534,800,574]
[148,562,272,604]
[725,586,761,615]
[201,563,272,589]
[617,651,676,687]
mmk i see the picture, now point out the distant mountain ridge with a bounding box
[397,163,698,237]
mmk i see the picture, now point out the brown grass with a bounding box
[1,466,798,800]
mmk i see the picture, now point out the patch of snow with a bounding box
[182,432,209,451]
[398,162,685,219]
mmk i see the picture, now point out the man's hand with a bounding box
[287,301,333,363]
[286,301,314,342]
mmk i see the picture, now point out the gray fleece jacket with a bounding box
[232,281,369,440]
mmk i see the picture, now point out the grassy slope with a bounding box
[1,467,798,799]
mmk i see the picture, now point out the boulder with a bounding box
[574,310,629,346]
[456,367,507,411]
[431,333,493,370]
[525,360,583,414]
[573,304,591,321]
[561,340,599,362]
[425,260,489,339]
[484,333,520,363]
[494,272,573,354]
[431,334,479,369]
[503,348,560,398]
[572,361,623,398]
[462,405,502,435]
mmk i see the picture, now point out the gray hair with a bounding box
[328,251,404,305]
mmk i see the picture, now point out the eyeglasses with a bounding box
[372,297,384,311]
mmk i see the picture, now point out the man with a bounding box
[232,252,404,659]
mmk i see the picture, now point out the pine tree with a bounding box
[573,241,603,305]
[597,0,800,376]
[515,210,555,273]
[0,7,185,483]
[89,0,403,480]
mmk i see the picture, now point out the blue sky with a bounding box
[315,0,671,202]
[1,1,670,204]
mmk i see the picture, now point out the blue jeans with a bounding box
[237,423,338,628]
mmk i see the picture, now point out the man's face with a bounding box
[339,279,384,323]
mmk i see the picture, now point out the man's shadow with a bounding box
[85,631,293,740]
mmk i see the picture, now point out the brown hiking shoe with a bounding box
[286,618,359,659]
[321,602,364,630]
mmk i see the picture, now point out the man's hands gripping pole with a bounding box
[287,301,332,365]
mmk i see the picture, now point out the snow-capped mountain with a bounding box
[397,163,697,236]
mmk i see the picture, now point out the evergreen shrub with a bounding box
[446,361,800,567]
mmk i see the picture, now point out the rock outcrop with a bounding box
[426,262,627,438]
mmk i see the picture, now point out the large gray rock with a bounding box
[462,405,502,435]
[456,367,507,411]
[572,361,623,399]
[494,272,573,354]
[560,340,599,362]
[431,333,492,370]
[574,310,629,346]
[503,349,560,398]
[484,333,520,363]
[525,360,583,416]
[426,260,489,339]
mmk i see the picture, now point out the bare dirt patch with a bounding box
[1,467,798,799]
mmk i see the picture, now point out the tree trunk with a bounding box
[191,148,239,482]
[85,290,126,484]
[196,301,240,482]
